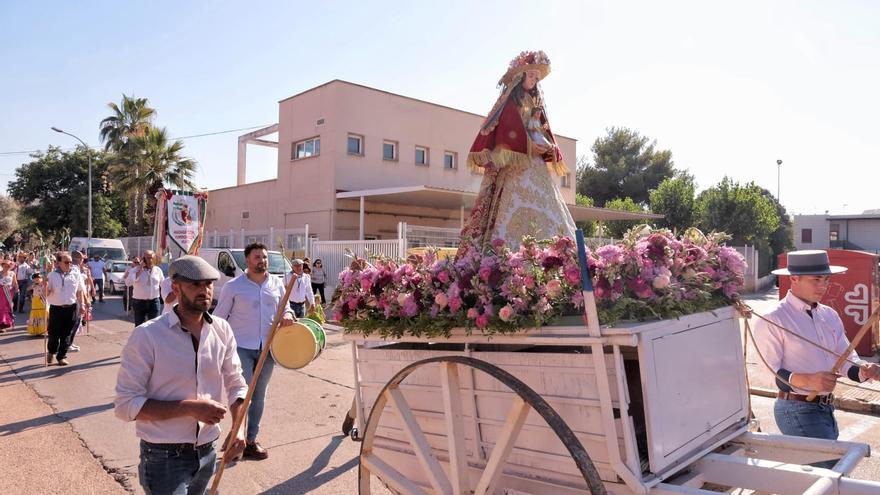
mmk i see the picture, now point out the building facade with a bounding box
[793,212,880,253]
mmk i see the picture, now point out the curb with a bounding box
[750,386,880,417]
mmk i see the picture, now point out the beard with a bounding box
[251,263,268,274]
[179,290,211,313]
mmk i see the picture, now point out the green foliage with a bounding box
[0,196,20,241]
[577,127,676,206]
[694,177,780,246]
[649,174,696,233]
[757,187,794,270]
[574,193,597,236]
[602,197,645,238]
[7,146,128,240]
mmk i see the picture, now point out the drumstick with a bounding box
[807,306,880,401]
[209,267,298,495]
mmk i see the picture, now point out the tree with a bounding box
[7,146,127,240]
[694,177,780,246]
[0,195,20,242]
[575,193,597,236]
[131,126,198,230]
[758,187,794,270]
[577,127,676,207]
[602,197,646,239]
[99,94,156,235]
[649,174,696,233]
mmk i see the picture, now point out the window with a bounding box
[801,228,813,244]
[561,173,572,188]
[347,134,364,155]
[218,252,237,277]
[293,137,320,159]
[383,140,398,161]
[829,223,840,242]
[415,146,429,166]
[443,151,457,170]
[241,211,250,219]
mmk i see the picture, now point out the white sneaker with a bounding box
[69,344,80,352]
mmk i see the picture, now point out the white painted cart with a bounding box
[341,307,880,494]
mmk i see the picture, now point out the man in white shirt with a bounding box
[115,255,249,495]
[755,250,880,450]
[15,253,34,313]
[45,252,86,366]
[126,250,165,326]
[87,254,107,303]
[214,242,294,460]
[283,258,314,318]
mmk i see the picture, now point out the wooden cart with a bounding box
[341,307,880,494]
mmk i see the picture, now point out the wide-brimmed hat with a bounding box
[169,255,220,281]
[499,50,551,87]
[771,250,847,276]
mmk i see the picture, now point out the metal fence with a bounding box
[309,238,404,295]
[118,236,154,259]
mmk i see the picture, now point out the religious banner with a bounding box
[154,189,209,256]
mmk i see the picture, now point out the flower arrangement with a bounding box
[332,226,746,339]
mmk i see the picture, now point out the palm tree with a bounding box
[127,127,198,231]
[99,95,156,235]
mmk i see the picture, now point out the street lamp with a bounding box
[52,127,92,252]
[776,159,783,202]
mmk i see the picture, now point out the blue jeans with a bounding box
[133,297,162,326]
[774,399,839,468]
[138,440,216,495]
[237,347,275,442]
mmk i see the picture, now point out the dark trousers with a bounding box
[139,440,216,495]
[123,286,133,311]
[47,304,79,359]
[16,280,30,312]
[133,298,161,326]
[311,282,325,305]
[94,278,104,302]
[289,301,305,318]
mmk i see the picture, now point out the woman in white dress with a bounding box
[459,50,576,253]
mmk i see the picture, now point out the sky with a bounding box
[1,0,878,216]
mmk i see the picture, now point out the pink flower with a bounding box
[652,275,671,289]
[360,276,372,291]
[478,266,492,281]
[476,314,489,329]
[546,279,563,298]
[437,270,450,284]
[466,308,479,320]
[523,276,535,289]
[434,292,448,309]
[397,293,408,306]
[563,266,580,285]
[448,296,462,312]
[499,304,515,322]
[491,238,506,250]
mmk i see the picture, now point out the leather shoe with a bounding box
[57,358,70,366]
[243,441,268,460]
[342,412,355,436]
[46,354,54,365]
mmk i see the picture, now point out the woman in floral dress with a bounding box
[0,260,17,332]
[27,273,48,336]
[459,50,576,254]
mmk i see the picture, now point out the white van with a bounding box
[197,248,291,303]
[68,237,128,262]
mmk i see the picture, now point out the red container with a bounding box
[777,249,880,356]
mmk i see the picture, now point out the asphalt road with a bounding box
[0,290,878,494]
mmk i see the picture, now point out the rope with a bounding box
[734,301,880,395]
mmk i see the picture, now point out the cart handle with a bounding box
[575,229,593,292]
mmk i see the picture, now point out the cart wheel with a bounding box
[357,355,606,495]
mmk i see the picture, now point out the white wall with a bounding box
[793,215,830,250]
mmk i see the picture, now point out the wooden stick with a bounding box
[807,306,880,400]
[208,271,298,495]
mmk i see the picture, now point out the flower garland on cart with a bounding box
[333,226,747,339]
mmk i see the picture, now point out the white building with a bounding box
[793,212,880,253]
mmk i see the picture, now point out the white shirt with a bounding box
[160,278,175,315]
[126,266,165,300]
[87,260,106,280]
[283,271,315,306]
[46,270,84,306]
[114,310,249,446]
[754,291,866,394]
[213,272,293,351]
[16,262,32,281]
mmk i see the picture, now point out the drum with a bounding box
[271,317,326,369]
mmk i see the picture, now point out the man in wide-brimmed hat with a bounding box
[755,250,880,451]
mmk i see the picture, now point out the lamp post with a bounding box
[52,127,92,252]
[776,159,782,202]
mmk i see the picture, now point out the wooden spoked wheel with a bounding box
[358,355,606,495]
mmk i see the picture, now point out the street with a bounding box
[1,290,879,494]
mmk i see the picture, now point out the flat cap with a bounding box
[169,255,220,281]
[291,258,304,266]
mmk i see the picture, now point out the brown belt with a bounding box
[777,391,834,405]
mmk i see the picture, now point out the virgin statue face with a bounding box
[522,70,540,91]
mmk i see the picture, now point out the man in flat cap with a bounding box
[115,255,249,495]
[755,250,880,458]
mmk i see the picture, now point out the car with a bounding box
[105,260,133,294]
[197,248,292,305]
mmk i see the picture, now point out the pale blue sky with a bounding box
[2,1,878,215]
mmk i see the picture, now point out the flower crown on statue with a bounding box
[499,50,552,86]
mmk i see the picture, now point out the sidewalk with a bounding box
[742,287,880,416]
[0,357,127,495]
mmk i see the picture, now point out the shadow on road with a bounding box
[0,356,120,385]
[0,352,47,364]
[0,402,113,436]
[262,435,358,494]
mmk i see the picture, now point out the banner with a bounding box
[155,189,209,256]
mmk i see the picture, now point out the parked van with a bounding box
[68,237,128,262]
[197,248,292,303]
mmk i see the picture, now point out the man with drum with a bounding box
[755,250,880,450]
[214,242,294,460]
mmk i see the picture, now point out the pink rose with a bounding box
[563,266,580,285]
[438,270,450,284]
[360,276,372,291]
[448,296,462,312]
[478,266,492,281]
[652,275,670,289]
[523,276,535,289]
[397,293,408,306]
[546,279,563,298]
[466,308,479,320]
[476,314,489,329]
[498,304,515,322]
[434,292,448,309]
